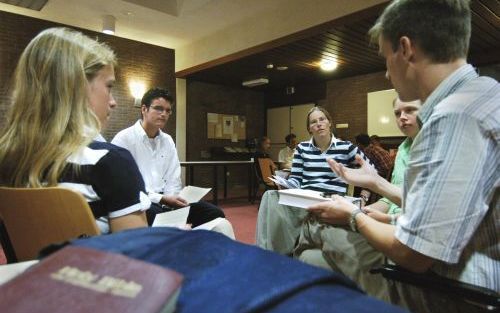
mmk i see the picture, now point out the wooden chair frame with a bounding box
[0,187,100,262]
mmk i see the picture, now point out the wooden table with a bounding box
[180,160,254,205]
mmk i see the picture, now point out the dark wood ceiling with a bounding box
[177,0,500,93]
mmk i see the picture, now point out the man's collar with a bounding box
[133,120,163,139]
[418,64,477,125]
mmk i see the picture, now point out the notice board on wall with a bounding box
[207,113,246,141]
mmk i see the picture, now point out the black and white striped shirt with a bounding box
[288,135,367,194]
[58,141,150,219]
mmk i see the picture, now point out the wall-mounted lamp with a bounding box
[129,81,146,107]
[319,58,338,72]
[102,15,116,35]
[379,116,390,124]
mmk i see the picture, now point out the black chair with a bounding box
[371,264,499,312]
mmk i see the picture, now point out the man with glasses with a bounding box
[112,88,228,230]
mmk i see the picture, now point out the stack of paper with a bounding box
[268,176,300,189]
[152,185,211,228]
[278,189,361,209]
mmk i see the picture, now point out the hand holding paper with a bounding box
[178,186,211,204]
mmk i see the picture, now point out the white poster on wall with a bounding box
[223,116,234,135]
[367,89,401,137]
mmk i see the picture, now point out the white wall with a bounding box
[367,89,401,137]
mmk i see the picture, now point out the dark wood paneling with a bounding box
[179,0,499,93]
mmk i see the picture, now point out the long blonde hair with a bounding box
[0,27,116,187]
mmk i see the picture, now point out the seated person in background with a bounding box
[294,98,421,301]
[112,88,233,237]
[0,27,150,233]
[355,133,393,204]
[278,133,298,170]
[308,1,499,311]
[256,106,371,255]
[355,134,392,179]
[254,136,273,159]
[253,136,277,184]
[369,135,389,154]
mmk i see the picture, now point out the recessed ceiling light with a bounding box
[319,59,338,71]
[276,66,288,71]
[266,63,274,69]
[102,15,116,35]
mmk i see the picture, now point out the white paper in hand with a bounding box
[269,175,300,189]
[193,217,224,231]
[178,186,211,203]
[152,206,190,227]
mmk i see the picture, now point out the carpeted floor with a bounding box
[220,199,259,245]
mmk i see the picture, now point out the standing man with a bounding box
[278,133,297,170]
[309,1,499,312]
[112,88,228,229]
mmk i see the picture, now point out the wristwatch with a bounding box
[349,208,364,232]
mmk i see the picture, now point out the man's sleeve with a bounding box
[278,149,285,163]
[162,137,183,196]
[110,131,127,148]
[396,113,489,263]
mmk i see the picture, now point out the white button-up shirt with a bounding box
[112,120,182,204]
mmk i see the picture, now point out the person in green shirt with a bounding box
[363,98,421,224]
[293,98,421,301]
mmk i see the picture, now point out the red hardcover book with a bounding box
[0,246,183,313]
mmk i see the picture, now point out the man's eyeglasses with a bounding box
[150,105,173,114]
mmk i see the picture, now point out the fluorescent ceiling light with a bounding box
[242,78,269,87]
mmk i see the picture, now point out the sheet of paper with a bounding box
[207,112,218,123]
[178,185,211,203]
[231,133,238,142]
[274,170,290,179]
[215,124,222,138]
[193,217,224,231]
[223,116,234,134]
[0,260,39,285]
[152,206,190,227]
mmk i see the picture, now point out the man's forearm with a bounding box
[365,200,390,213]
[356,214,433,272]
[372,176,402,207]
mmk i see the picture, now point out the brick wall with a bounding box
[0,11,175,141]
[186,80,265,188]
[321,71,393,142]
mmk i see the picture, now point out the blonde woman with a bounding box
[0,27,150,232]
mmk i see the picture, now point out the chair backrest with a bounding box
[0,187,100,262]
[257,158,276,187]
